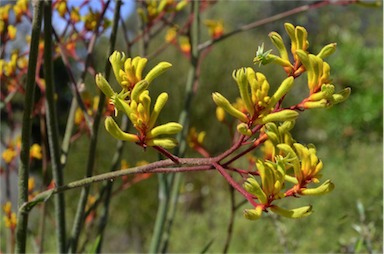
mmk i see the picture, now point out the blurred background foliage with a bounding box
[2,0,382,253]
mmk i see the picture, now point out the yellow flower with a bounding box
[30,144,42,160]
[3,202,17,230]
[4,213,17,229]
[165,27,178,43]
[187,127,206,149]
[70,7,80,23]
[2,148,17,164]
[56,0,67,17]
[28,177,35,192]
[179,36,190,54]
[2,201,12,214]
[13,0,28,22]
[0,4,11,22]
[204,19,224,39]
[7,25,17,40]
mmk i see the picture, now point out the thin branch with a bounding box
[198,0,332,52]
[16,1,44,252]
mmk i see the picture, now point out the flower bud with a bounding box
[233,68,254,115]
[256,110,299,124]
[270,205,312,219]
[301,179,335,196]
[317,43,337,59]
[96,73,115,98]
[105,116,139,142]
[269,31,289,61]
[144,61,172,84]
[176,0,188,11]
[147,138,178,149]
[295,26,308,51]
[332,87,351,104]
[268,76,294,108]
[243,177,268,204]
[243,206,263,220]
[134,57,148,81]
[109,51,126,84]
[302,99,328,109]
[212,92,248,122]
[147,122,183,139]
[216,107,225,122]
[148,93,169,130]
[237,123,252,136]
[131,80,149,102]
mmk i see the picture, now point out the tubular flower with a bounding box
[277,142,335,196]
[104,91,182,149]
[108,51,172,92]
[96,55,182,150]
[212,67,297,135]
[295,50,351,108]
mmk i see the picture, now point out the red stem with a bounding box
[213,162,258,207]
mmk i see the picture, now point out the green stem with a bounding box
[149,173,171,253]
[158,2,201,252]
[15,1,44,253]
[60,98,77,166]
[43,1,66,252]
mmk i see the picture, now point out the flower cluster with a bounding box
[96,51,183,149]
[243,121,334,220]
[254,23,350,109]
[137,0,188,25]
[2,202,17,230]
[212,68,298,137]
[209,23,350,220]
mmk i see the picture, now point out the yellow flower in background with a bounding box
[70,6,80,23]
[7,25,17,40]
[96,53,182,150]
[28,177,35,192]
[13,0,28,22]
[3,202,12,214]
[204,19,224,39]
[30,144,42,160]
[0,4,11,22]
[165,27,178,43]
[2,148,17,164]
[3,202,17,229]
[179,36,191,54]
[56,0,67,17]
[187,127,206,149]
